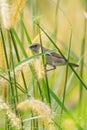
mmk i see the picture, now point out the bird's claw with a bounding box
[46,66,56,72]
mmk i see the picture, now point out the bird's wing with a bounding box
[43,47,63,58]
[46,51,63,59]
[50,52,63,58]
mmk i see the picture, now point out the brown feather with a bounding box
[43,47,62,58]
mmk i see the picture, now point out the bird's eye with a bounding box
[34,45,37,47]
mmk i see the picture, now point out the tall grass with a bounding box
[0,0,87,130]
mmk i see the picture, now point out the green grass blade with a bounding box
[21,20,32,44]
[50,88,83,130]
[10,28,28,58]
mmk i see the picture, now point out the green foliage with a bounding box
[0,0,87,130]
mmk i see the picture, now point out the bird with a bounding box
[29,43,79,71]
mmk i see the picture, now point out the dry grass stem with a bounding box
[0,98,22,129]
[17,98,55,130]
[0,58,33,86]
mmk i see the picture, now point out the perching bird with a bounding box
[29,43,79,71]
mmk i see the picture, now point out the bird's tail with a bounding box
[69,62,79,67]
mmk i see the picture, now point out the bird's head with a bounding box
[29,43,41,53]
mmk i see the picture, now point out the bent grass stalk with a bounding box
[35,23,87,90]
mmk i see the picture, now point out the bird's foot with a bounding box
[46,65,56,72]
